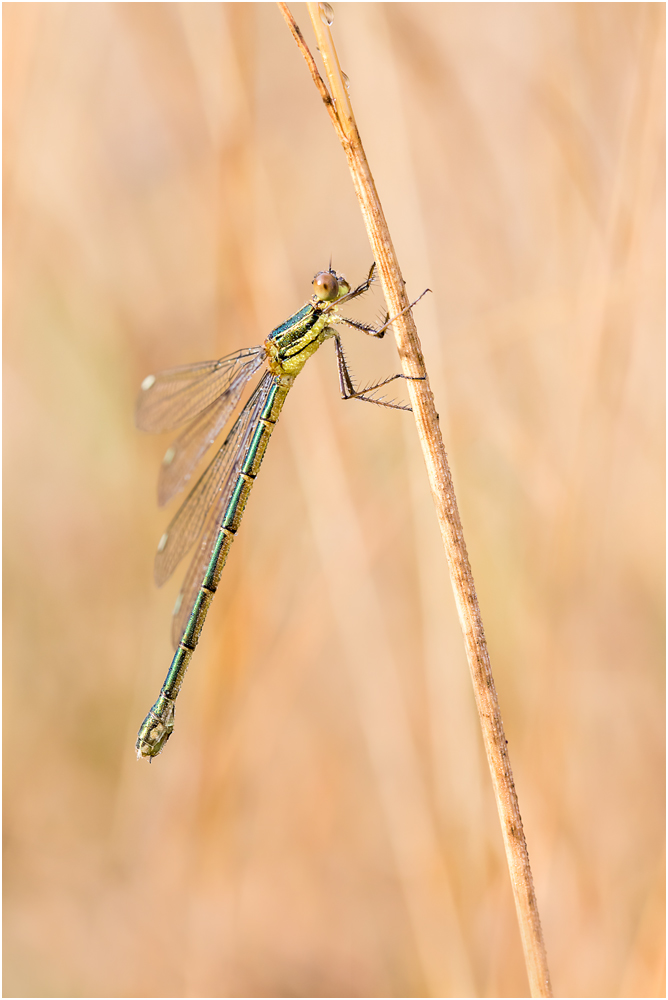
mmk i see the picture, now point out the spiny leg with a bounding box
[342,262,377,304]
[339,286,431,339]
[333,335,423,412]
[332,272,429,410]
[322,263,377,315]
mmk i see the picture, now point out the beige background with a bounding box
[4,3,664,997]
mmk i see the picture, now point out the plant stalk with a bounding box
[278,3,553,996]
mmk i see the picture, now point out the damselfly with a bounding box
[136,264,424,759]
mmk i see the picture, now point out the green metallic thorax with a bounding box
[265,300,337,381]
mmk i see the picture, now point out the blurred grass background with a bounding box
[3,3,664,997]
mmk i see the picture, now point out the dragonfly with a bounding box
[135,263,425,759]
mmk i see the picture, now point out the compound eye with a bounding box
[313,271,339,301]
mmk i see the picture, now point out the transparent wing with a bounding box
[154,371,275,589]
[169,503,224,648]
[157,350,266,506]
[168,372,276,647]
[136,347,265,434]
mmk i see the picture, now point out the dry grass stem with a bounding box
[280,2,553,995]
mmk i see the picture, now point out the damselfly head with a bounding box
[312,269,349,302]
